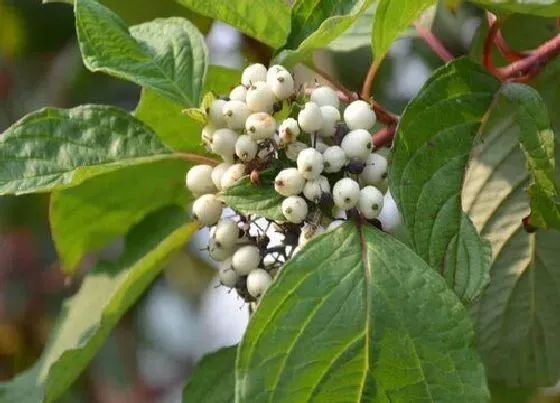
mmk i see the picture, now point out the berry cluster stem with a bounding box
[361,59,381,100]
[175,152,220,166]
[372,124,397,149]
[486,13,526,62]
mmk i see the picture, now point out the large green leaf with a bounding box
[277,0,375,66]
[0,105,169,195]
[50,157,192,275]
[205,65,241,95]
[389,59,498,303]
[75,0,208,106]
[237,223,489,402]
[182,346,236,403]
[469,0,560,17]
[174,0,290,49]
[372,0,436,61]
[0,207,197,402]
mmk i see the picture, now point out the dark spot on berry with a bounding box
[381,172,388,179]
[371,203,379,210]
[215,241,222,248]
[226,110,233,117]
[277,76,285,83]
[305,165,312,172]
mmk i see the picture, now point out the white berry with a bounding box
[222,100,250,129]
[318,105,340,137]
[209,237,234,261]
[201,125,214,149]
[246,269,273,298]
[213,219,239,250]
[327,220,345,231]
[323,146,347,173]
[211,128,238,158]
[333,178,360,210]
[232,245,261,276]
[286,142,307,161]
[241,63,267,86]
[246,81,274,113]
[297,102,323,133]
[341,129,373,161]
[192,194,222,226]
[266,64,287,87]
[311,86,339,108]
[379,191,401,233]
[211,163,231,191]
[245,112,276,140]
[358,186,384,219]
[274,168,305,196]
[344,100,376,130]
[269,70,294,100]
[208,99,227,128]
[235,135,258,162]
[278,118,300,145]
[221,164,246,189]
[360,153,388,186]
[297,148,324,180]
[303,175,330,203]
[229,85,248,102]
[299,224,325,247]
[282,196,308,223]
[218,259,238,287]
[314,138,328,154]
[186,165,216,196]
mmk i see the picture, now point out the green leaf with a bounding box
[277,0,375,66]
[0,105,169,195]
[469,0,560,17]
[205,65,241,94]
[75,0,208,106]
[183,346,236,403]
[50,157,192,275]
[174,0,290,49]
[372,0,437,61]
[219,169,284,221]
[389,59,499,302]
[237,223,489,402]
[0,206,197,402]
[489,381,535,403]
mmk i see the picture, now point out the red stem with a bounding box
[361,59,381,100]
[372,125,397,149]
[486,13,526,62]
[483,19,501,76]
[414,22,453,62]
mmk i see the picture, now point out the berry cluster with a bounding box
[185,63,400,303]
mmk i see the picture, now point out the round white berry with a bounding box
[274,168,305,196]
[299,224,325,247]
[201,125,214,149]
[282,196,308,223]
[245,112,276,140]
[213,219,239,250]
[278,118,300,145]
[323,146,347,173]
[246,269,273,298]
[218,259,238,287]
[186,165,216,196]
[303,175,330,203]
[378,191,401,233]
[344,100,376,130]
[241,63,267,86]
[246,81,274,113]
[235,135,258,162]
[208,99,227,128]
[311,86,339,108]
[318,105,340,138]
[229,85,248,102]
[358,186,384,219]
[333,178,360,210]
[211,163,231,191]
[341,129,373,161]
[269,70,294,100]
[297,102,323,133]
[222,100,250,129]
[297,148,324,180]
[211,128,238,158]
[266,64,287,87]
[232,245,261,276]
[192,194,222,226]
[360,153,388,186]
[286,142,307,161]
[327,219,345,231]
[209,237,234,261]
[221,164,246,189]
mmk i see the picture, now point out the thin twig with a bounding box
[372,124,397,149]
[371,100,398,126]
[486,12,526,62]
[483,19,501,76]
[414,22,453,62]
[174,152,220,166]
[306,63,355,100]
[361,59,382,100]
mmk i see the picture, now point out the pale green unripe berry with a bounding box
[333,178,360,210]
[266,64,287,87]
[246,81,274,113]
[286,142,307,161]
[318,105,340,137]
[241,63,267,86]
[245,112,276,140]
[211,163,231,191]
[323,146,346,173]
[246,269,273,298]
[303,175,330,203]
[192,194,222,226]
[229,85,248,102]
[282,196,308,223]
[211,128,238,158]
[201,125,214,149]
[274,168,305,196]
[218,259,238,287]
[235,135,258,162]
[269,70,294,100]
[213,219,239,250]
[209,237,234,261]
[297,148,324,180]
[232,245,261,275]
[221,164,246,189]
[311,86,339,108]
[186,165,216,196]
[360,153,388,186]
[222,100,250,129]
[208,99,227,127]
[278,118,300,145]
[341,129,373,161]
[358,186,384,219]
[297,102,323,132]
[299,224,325,247]
[344,100,376,130]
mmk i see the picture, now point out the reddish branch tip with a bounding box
[414,22,453,63]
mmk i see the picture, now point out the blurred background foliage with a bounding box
[0,0,558,402]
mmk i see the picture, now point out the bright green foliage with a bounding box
[0,207,197,403]
[205,65,243,95]
[76,0,208,106]
[183,346,236,403]
[470,0,560,17]
[390,59,497,302]
[237,223,489,402]
[0,105,169,195]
